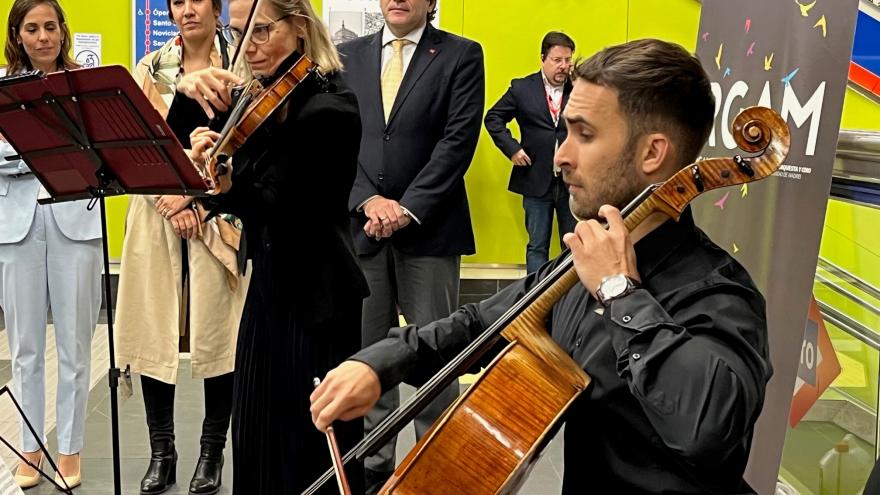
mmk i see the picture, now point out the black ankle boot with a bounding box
[140,440,177,494]
[189,443,224,494]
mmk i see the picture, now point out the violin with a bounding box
[198,54,319,194]
[301,106,791,495]
[193,0,323,195]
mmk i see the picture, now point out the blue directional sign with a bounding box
[133,0,230,66]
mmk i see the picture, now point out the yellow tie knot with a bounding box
[391,38,409,52]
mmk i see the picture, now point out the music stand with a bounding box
[0,65,209,495]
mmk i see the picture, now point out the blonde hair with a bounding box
[259,0,343,73]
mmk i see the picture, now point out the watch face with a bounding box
[602,274,629,298]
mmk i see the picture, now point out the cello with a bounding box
[303,105,790,494]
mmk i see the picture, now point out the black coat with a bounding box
[338,23,485,257]
[484,71,571,198]
[208,64,370,493]
[211,68,369,328]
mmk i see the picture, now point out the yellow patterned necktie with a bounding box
[382,39,410,122]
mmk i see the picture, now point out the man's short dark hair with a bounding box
[541,31,575,59]
[573,39,715,166]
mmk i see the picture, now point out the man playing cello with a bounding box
[311,38,773,494]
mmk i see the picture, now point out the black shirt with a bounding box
[352,207,772,494]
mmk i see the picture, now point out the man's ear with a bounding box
[636,133,671,177]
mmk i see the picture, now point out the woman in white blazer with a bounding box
[0,0,102,490]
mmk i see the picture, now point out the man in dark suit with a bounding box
[485,32,577,273]
[337,0,485,490]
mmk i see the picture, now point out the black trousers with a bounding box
[141,373,234,448]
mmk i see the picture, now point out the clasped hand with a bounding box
[364,196,411,240]
[562,205,641,297]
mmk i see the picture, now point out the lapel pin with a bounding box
[429,48,437,54]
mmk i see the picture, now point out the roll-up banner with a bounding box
[693,0,859,492]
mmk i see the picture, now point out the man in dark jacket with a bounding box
[313,38,773,494]
[337,0,485,491]
[485,31,577,273]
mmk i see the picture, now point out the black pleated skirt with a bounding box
[231,269,365,495]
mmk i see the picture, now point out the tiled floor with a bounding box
[0,326,564,494]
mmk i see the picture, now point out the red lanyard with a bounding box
[546,88,561,123]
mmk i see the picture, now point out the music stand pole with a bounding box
[93,185,123,495]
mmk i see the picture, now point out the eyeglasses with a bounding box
[221,14,293,47]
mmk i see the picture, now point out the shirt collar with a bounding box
[633,206,698,280]
[541,70,564,92]
[382,23,426,47]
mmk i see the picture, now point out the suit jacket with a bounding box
[339,24,485,257]
[0,140,101,244]
[484,71,571,198]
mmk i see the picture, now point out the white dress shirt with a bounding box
[541,71,564,125]
[381,23,426,76]
[542,71,564,174]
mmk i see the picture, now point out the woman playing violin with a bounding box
[116,1,247,494]
[183,0,368,493]
[311,39,773,495]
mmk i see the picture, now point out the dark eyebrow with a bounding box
[563,113,592,129]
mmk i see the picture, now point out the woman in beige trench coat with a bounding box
[114,1,248,494]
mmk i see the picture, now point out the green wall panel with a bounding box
[0,0,877,264]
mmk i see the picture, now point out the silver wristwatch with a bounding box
[595,274,639,307]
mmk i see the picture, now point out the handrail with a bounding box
[815,300,880,350]
[815,272,880,318]
[837,130,880,164]
[834,130,880,188]
[813,255,880,350]
[817,258,880,303]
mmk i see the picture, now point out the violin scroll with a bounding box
[627,106,791,224]
[731,106,788,155]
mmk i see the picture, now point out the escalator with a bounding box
[778,130,880,494]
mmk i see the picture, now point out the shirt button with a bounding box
[632,353,641,360]
[622,315,632,323]
[378,173,384,181]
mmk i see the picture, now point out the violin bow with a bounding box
[313,378,352,495]
[229,0,266,78]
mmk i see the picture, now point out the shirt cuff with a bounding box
[400,206,421,225]
[0,160,28,177]
[604,289,685,376]
[357,195,380,212]
[350,337,418,393]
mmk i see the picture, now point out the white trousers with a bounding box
[0,205,102,454]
